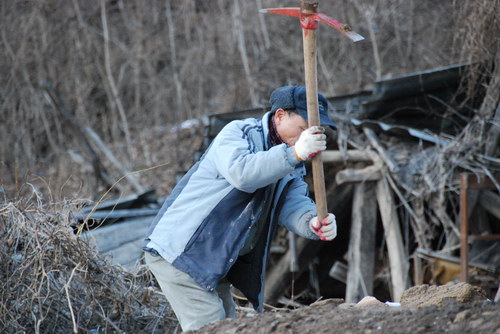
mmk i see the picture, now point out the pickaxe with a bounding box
[261,1,364,222]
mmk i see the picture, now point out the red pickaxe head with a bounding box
[260,3,364,42]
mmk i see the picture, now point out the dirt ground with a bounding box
[191,283,500,334]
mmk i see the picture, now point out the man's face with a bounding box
[274,109,308,146]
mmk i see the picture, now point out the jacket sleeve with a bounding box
[210,121,300,193]
[278,177,320,240]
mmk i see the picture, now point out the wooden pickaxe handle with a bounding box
[261,1,364,222]
[301,1,327,221]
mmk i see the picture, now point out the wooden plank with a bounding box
[336,167,381,185]
[345,182,377,303]
[322,150,374,163]
[81,215,154,253]
[376,176,409,301]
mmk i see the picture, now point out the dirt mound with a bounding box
[400,283,488,308]
[192,284,499,334]
[193,299,500,334]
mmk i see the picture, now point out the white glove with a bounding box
[309,213,337,241]
[294,126,326,161]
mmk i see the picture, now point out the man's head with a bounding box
[270,86,334,146]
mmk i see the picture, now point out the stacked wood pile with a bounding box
[263,60,500,305]
[263,0,499,302]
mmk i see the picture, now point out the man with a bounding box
[144,85,337,331]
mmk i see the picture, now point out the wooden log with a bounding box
[376,176,409,301]
[345,182,377,303]
[336,166,382,185]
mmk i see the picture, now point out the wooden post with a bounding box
[376,176,409,301]
[413,254,423,285]
[345,182,377,302]
[460,173,470,282]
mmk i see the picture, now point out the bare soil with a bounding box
[191,283,500,334]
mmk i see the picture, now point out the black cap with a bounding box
[269,86,335,127]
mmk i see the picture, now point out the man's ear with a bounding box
[274,108,286,124]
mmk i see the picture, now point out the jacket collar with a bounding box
[261,112,272,151]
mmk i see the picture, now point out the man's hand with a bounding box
[294,126,327,161]
[309,213,337,241]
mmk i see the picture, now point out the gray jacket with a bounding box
[145,112,319,310]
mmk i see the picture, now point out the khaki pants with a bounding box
[144,252,236,332]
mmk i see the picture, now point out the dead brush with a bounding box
[0,191,177,334]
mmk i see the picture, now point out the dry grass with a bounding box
[0,192,178,333]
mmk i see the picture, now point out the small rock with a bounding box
[453,310,471,323]
[355,296,388,308]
